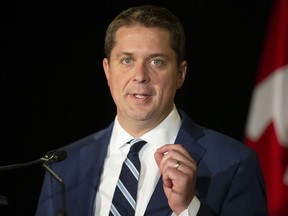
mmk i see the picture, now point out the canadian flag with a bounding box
[244,0,288,215]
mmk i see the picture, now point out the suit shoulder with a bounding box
[58,122,114,153]
[200,126,250,153]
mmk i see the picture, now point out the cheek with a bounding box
[155,79,174,99]
[109,75,128,93]
[161,77,180,99]
[110,78,120,92]
[162,74,178,89]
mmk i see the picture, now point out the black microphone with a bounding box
[42,151,67,216]
[0,150,67,171]
[44,150,67,164]
[0,150,67,214]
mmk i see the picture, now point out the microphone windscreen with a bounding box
[46,150,67,162]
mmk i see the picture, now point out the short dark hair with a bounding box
[104,5,186,64]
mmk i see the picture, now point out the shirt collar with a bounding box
[110,104,181,150]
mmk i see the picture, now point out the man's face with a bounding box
[103,24,187,132]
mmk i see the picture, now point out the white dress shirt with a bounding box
[94,105,200,216]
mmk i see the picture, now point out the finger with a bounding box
[154,151,174,174]
[163,178,173,189]
[156,144,192,159]
[162,165,188,190]
[158,150,195,174]
[162,158,195,176]
[154,151,162,167]
[174,160,180,170]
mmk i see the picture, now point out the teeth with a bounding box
[135,94,145,99]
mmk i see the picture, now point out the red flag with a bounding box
[244,0,288,215]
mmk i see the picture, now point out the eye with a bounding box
[122,58,133,65]
[151,59,164,66]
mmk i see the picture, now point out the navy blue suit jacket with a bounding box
[35,110,268,215]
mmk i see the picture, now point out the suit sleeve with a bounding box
[198,149,268,216]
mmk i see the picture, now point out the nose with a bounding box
[132,63,150,83]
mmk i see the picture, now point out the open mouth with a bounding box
[134,94,146,99]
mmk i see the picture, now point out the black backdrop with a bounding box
[1,0,272,215]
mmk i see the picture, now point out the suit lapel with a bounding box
[146,110,207,215]
[145,177,171,215]
[77,123,113,215]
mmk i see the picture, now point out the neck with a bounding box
[117,110,173,137]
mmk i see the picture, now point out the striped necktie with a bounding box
[109,138,147,216]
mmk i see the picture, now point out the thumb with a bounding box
[154,150,163,168]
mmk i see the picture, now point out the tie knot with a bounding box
[128,138,147,153]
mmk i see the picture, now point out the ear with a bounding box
[177,60,187,89]
[103,58,110,85]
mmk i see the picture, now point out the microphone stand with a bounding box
[42,160,67,216]
[0,157,48,171]
[0,150,68,215]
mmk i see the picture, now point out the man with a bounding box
[35,5,268,216]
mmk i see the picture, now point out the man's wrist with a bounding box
[172,196,201,216]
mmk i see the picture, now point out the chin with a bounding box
[128,110,153,121]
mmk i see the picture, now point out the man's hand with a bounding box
[154,144,197,215]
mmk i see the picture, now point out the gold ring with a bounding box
[175,161,180,169]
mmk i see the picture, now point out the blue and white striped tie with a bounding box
[109,139,147,216]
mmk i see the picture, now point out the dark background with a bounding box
[1,0,272,215]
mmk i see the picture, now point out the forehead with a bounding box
[112,25,174,55]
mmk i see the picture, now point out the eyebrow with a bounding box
[116,52,168,59]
